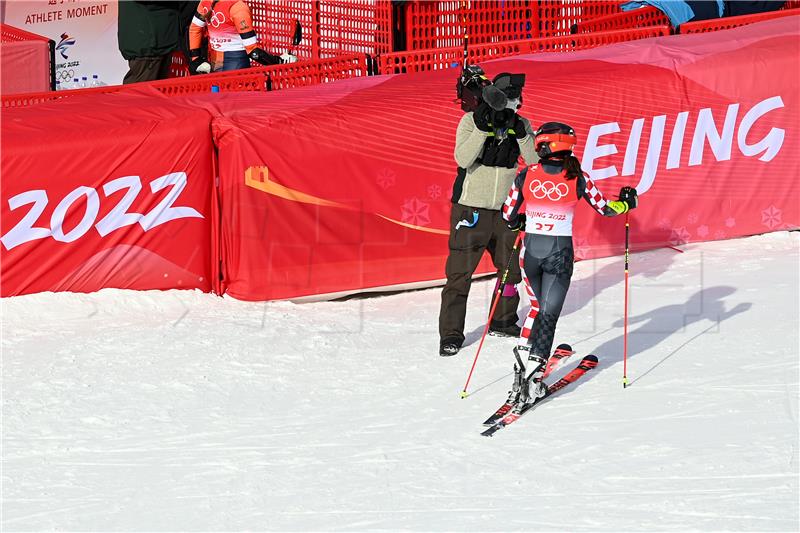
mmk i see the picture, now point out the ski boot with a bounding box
[511,345,548,413]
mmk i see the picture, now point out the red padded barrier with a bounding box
[380,26,670,75]
[681,8,800,33]
[571,5,671,33]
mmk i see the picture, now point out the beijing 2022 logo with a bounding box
[56,33,76,59]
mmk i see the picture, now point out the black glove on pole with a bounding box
[507,213,526,232]
[619,186,638,209]
[249,47,282,66]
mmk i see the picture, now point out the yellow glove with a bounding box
[608,200,629,215]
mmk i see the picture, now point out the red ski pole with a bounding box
[623,212,630,388]
[461,231,523,398]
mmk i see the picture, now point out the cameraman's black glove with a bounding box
[510,114,529,139]
[491,108,514,129]
[472,102,494,132]
[507,214,526,232]
[619,186,639,210]
[248,47,282,66]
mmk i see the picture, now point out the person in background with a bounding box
[502,122,639,407]
[438,73,538,357]
[189,0,296,74]
[118,1,190,84]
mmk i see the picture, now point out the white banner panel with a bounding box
[2,0,127,87]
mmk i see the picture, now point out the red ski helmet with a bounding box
[534,122,577,159]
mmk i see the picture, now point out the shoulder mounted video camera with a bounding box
[456,64,526,113]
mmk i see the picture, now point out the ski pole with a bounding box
[461,230,523,398]
[623,212,630,388]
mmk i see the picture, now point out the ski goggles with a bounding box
[455,210,479,230]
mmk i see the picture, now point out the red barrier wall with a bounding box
[208,18,799,301]
[1,91,217,297]
[2,18,798,301]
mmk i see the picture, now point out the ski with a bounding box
[481,354,598,437]
[481,393,517,426]
[482,343,574,426]
[542,344,575,379]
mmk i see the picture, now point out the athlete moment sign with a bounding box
[2,0,127,87]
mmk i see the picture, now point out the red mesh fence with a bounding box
[379,26,670,75]
[248,0,391,60]
[537,0,622,36]
[571,5,671,33]
[404,0,538,50]
[2,55,367,108]
[1,22,51,43]
[401,1,623,51]
[681,7,800,33]
[1,22,56,92]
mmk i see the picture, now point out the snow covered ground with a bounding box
[2,232,798,531]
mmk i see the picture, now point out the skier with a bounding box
[502,122,638,405]
[188,0,296,74]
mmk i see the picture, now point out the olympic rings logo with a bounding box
[57,69,75,82]
[209,11,226,27]
[529,179,568,201]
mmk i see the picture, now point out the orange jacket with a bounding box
[189,0,258,62]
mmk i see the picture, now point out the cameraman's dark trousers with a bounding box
[439,203,522,345]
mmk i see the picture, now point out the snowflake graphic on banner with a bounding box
[761,205,782,229]
[669,227,691,246]
[714,230,726,240]
[687,213,699,224]
[696,225,709,238]
[573,237,591,260]
[657,217,672,230]
[427,184,442,200]
[401,198,431,227]
[376,168,396,190]
[725,217,736,228]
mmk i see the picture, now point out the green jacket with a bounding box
[118,1,182,60]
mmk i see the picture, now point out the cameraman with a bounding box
[439,72,538,357]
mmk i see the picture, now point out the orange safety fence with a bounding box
[379,26,670,75]
[571,5,671,33]
[1,55,367,108]
[680,6,800,33]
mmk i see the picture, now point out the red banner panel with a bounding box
[210,17,799,301]
[1,91,216,296]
